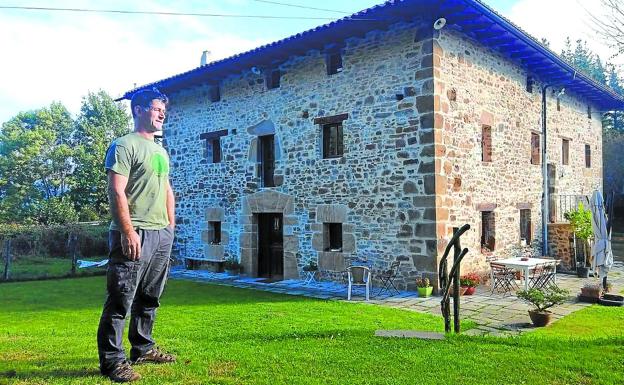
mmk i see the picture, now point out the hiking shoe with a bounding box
[132,346,176,364]
[104,361,141,383]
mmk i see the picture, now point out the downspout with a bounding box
[541,84,551,256]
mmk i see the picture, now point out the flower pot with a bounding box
[418,286,433,298]
[463,286,476,295]
[580,287,602,299]
[528,310,552,327]
[577,266,590,278]
[449,286,467,296]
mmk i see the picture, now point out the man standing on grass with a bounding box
[97,88,177,383]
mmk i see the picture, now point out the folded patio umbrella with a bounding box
[590,190,614,281]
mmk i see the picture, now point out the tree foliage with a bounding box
[0,91,130,225]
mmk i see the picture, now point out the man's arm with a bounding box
[107,171,142,260]
[166,179,175,229]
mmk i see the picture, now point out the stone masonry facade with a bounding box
[163,20,603,290]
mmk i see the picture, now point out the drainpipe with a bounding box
[541,84,551,256]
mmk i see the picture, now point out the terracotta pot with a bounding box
[418,286,433,298]
[449,286,467,296]
[528,310,552,327]
[463,286,476,295]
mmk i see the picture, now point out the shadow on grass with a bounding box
[1,367,100,380]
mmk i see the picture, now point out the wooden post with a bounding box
[3,239,11,281]
[452,228,462,334]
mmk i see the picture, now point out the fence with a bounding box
[1,223,109,282]
[550,194,590,223]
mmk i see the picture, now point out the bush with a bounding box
[564,202,593,241]
[517,287,570,312]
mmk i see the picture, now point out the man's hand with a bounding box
[121,231,142,261]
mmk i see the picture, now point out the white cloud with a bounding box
[0,1,267,124]
[503,0,622,66]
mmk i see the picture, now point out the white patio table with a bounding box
[494,257,559,291]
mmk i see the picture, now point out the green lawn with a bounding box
[3,256,106,281]
[0,278,623,385]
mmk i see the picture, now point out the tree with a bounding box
[589,0,624,57]
[70,91,131,220]
[0,103,75,224]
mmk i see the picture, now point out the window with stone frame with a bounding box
[324,223,343,252]
[587,105,592,119]
[266,69,281,90]
[259,134,275,187]
[200,130,227,163]
[323,123,344,158]
[481,211,495,252]
[209,85,220,102]
[209,221,221,244]
[526,76,534,93]
[326,52,343,75]
[482,125,492,162]
[562,138,570,165]
[520,209,531,244]
[585,144,591,168]
[530,132,540,165]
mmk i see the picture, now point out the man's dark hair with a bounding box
[130,88,169,117]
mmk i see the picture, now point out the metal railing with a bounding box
[550,194,589,223]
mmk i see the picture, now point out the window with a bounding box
[266,69,281,90]
[587,105,592,119]
[326,52,343,75]
[323,123,344,158]
[209,221,221,244]
[562,139,569,165]
[585,144,591,168]
[324,223,343,251]
[209,85,220,102]
[526,76,533,93]
[520,209,531,244]
[557,97,561,111]
[481,211,495,252]
[531,132,540,165]
[200,129,227,163]
[482,125,492,162]
[259,134,275,187]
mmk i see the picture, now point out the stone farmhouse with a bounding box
[120,0,624,290]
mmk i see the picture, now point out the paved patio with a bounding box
[170,261,624,337]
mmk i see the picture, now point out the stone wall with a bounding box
[548,223,574,271]
[433,28,603,275]
[164,21,439,290]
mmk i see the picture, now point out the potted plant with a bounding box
[416,277,433,298]
[223,257,242,275]
[580,282,603,302]
[517,286,570,327]
[564,203,592,278]
[460,272,480,295]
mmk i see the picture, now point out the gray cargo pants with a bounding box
[97,227,174,373]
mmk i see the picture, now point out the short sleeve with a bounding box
[104,143,131,177]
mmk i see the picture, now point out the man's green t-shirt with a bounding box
[104,133,170,231]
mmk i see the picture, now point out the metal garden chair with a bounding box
[375,260,401,296]
[490,262,518,295]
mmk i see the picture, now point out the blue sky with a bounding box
[0,0,613,124]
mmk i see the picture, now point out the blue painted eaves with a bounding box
[118,0,624,110]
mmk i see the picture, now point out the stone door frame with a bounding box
[240,190,298,279]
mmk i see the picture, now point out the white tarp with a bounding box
[590,190,614,277]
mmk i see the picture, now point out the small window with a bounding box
[482,125,492,162]
[205,137,221,163]
[209,85,220,102]
[326,52,343,75]
[266,69,281,90]
[324,223,343,251]
[562,139,569,165]
[587,105,592,119]
[526,76,533,93]
[531,132,540,165]
[209,221,221,244]
[520,209,531,244]
[323,123,344,158]
[481,211,495,252]
[259,134,275,187]
[585,144,591,168]
[556,97,561,111]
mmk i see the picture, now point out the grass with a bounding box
[2,256,106,281]
[0,277,623,385]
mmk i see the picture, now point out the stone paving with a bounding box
[170,261,624,337]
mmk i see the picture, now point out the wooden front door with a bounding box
[258,213,283,280]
